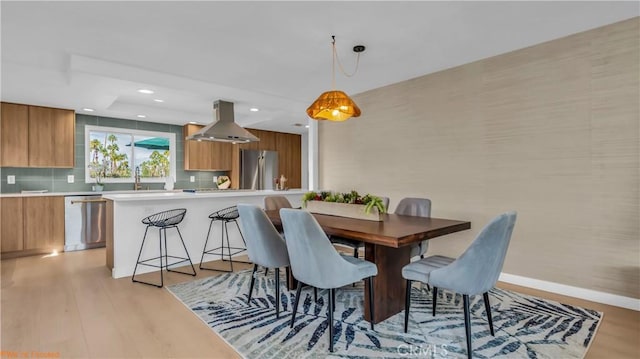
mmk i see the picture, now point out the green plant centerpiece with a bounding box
[302,190,387,221]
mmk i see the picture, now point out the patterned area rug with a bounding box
[166,270,601,358]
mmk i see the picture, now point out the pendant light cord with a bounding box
[333,36,361,78]
[332,36,336,90]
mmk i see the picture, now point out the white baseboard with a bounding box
[499,272,640,311]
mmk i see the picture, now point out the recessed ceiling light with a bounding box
[249,108,259,112]
[188,121,198,124]
[153,99,164,103]
[83,108,94,112]
[137,114,146,118]
[137,89,154,94]
[305,125,310,128]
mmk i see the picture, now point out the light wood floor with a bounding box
[1,248,638,358]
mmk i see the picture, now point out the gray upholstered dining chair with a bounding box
[330,196,389,259]
[264,195,293,211]
[280,208,378,352]
[395,197,432,259]
[402,211,517,359]
[237,204,290,318]
[262,195,294,276]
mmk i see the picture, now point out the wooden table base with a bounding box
[364,243,411,324]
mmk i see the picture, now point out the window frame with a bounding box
[84,125,177,184]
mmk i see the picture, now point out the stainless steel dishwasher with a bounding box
[64,195,107,251]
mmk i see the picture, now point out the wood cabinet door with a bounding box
[28,106,56,167]
[28,106,74,168]
[276,132,302,189]
[183,124,213,170]
[0,102,29,167]
[211,141,233,170]
[23,196,64,251]
[0,197,24,252]
[52,108,75,167]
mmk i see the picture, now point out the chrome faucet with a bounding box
[134,166,142,191]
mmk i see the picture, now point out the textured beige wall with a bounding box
[318,18,639,298]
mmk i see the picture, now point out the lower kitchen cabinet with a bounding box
[0,196,65,257]
[24,196,65,251]
[0,197,24,252]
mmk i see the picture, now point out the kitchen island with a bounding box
[102,189,305,278]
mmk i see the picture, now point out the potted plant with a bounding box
[302,190,387,221]
[88,160,107,192]
[216,175,231,189]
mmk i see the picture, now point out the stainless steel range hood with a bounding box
[185,100,259,143]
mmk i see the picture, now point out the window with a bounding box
[85,125,176,184]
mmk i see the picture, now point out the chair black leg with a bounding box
[328,288,335,352]
[352,247,359,287]
[275,268,281,318]
[247,264,258,304]
[432,286,438,316]
[132,226,150,283]
[162,228,168,272]
[158,227,164,287]
[169,227,196,276]
[368,276,375,330]
[463,294,472,359]
[404,279,411,333]
[234,219,247,246]
[199,220,214,269]
[224,222,234,272]
[314,287,318,302]
[290,281,303,328]
[483,292,495,336]
[264,268,269,276]
[426,284,431,291]
[331,287,336,312]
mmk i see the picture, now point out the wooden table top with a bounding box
[265,210,471,248]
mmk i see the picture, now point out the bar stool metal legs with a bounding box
[200,206,249,272]
[132,208,196,288]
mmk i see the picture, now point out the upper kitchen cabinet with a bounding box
[183,124,233,171]
[0,102,75,168]
[0,103,29,167]
[28,106,75,167]
[276,131,301,189]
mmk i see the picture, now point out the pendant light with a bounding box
[306,36,365,122]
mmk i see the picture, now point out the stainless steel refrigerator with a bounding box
[240,149,278,190]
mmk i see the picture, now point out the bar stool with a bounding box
[132,208,196,288]
[199,205,248,272]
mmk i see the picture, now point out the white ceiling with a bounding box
[1,1,637,134]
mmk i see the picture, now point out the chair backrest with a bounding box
[280,208,360,289]
[429,211,517,295]
[237,204,289,268]
[264,196,293,211]
[395,197,431,217]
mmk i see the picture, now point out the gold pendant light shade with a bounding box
[306,90,361,121]
[307,36,365,122]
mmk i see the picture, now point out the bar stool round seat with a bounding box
[199,205,248,272]
[132,208,196,288]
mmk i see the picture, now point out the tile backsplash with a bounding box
[0,114,227,193]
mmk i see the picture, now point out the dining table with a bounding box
[264,209,471,323]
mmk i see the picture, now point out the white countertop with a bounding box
[102,189,307,201]
[0,189,308,199]
[0,189,184,198]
